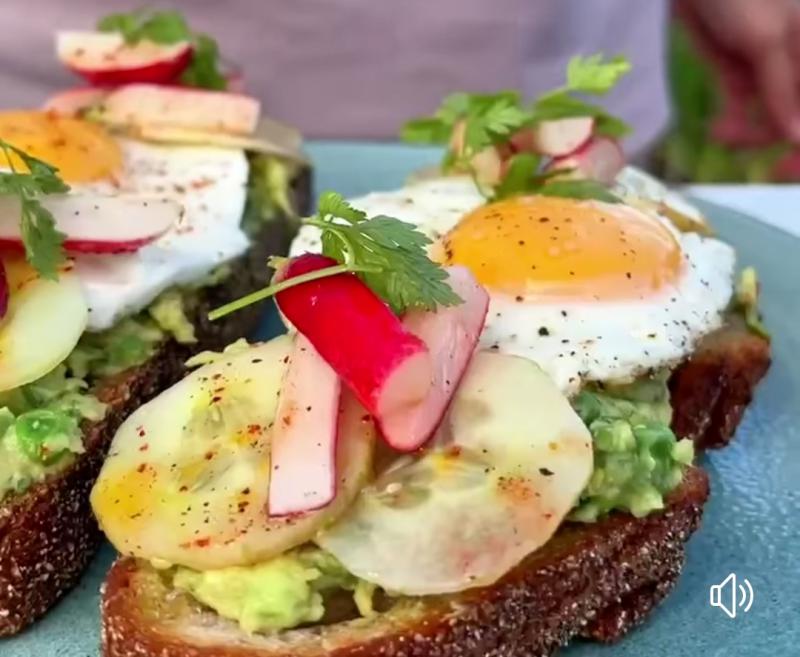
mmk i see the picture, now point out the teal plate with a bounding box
[6,143,800,656]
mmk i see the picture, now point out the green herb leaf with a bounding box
[0,139,68,279]
[491,153,542,201]
[97,9,226,90]
[531,93,631,138]
[537,179,621,203]
[180,33,227,91]
[400,118,453,145]
[209,191,462,320]
[565,54,632,95]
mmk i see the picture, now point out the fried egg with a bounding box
[0,111,249,330]
[291,176,735,393]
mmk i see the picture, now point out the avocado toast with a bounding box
[0,11,311,636]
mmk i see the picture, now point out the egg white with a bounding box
[73,138,250,331]
[291,175,736,394]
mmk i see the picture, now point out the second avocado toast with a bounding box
[0,10,310,635]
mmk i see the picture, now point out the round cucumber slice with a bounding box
[91,335,375,570]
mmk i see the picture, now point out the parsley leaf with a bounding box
[531,93,630,138]
[491,153,542,201]
[565,54,632,95]
[209,191,462,321]
[97,9,227,90]
[0,140,68,279]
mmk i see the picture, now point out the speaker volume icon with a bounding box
[709,573,754,618]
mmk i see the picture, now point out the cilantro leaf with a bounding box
[0,140,68,279]
[537,179,621,203]
[565,54,632,95]
[20,199,66,280]
[180,33,227,91]
[491,153,542,201]
[97,9,226,90]
[400,117,453,145]
[209,191,462,321]
[317,190,367,224]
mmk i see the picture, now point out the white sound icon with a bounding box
[709,573,754,618]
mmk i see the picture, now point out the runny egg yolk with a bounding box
[0,111,121,183]
[436,196,683,300]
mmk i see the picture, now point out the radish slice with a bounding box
[57,31,192,86]
[97,84,261,136]
[531,117,594,157]
[268,334,341,516]
[0,195,182,254]
[42,87,109,117]
[275,254,433,435]
[547,136,625,185]
[0,259,7,320]
[379,267,489,451]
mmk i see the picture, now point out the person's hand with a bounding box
[677,0,800,146]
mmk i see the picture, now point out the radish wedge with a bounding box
[268,335,341,516]
[530,117,594,157]
[0,195,182,254]
[379,267,489,451]
[547,136,625,185]
[275,254,433,438]
[0,255,87,391]
[96,84,261,136]
[0,259,7,320]
[43,87,109,117]
[57,31,192,85]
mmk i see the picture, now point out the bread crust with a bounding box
[669,318,771,449]
[101,468,708,657]
[0,167,311,636]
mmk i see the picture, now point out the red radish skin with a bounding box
[0,195,181,255]
[547,136,625,186]
[268,334,341,516]
[0,259,7,320]
[57,31,192,86]
[275,254,433,438]
[379,267,489,451]
[43,87,109,117]
[530,117,595,157]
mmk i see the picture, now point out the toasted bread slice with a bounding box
[102,467,708,657]
[99,321,770,657]
[0,167,312,636]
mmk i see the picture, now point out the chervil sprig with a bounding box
[0,140,69,279]
[209,191,462,320]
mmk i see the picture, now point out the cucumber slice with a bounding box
[91,335,375,570]
[317,351,593,595]
[0,256,88,391]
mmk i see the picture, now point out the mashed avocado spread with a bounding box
[172,549,375,634]
[570,372,694,521]
[0,365,107,498]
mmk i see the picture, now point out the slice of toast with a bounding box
[99,322,770,657]
[0,167,312,637]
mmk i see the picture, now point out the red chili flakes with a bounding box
[204,450,216,461]
[210,396,222,404]
[138,443,150,452]
[136,463,147,474]
[194,537,211,548]
[247,424,262,435]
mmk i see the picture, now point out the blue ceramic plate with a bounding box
[6,143,799,657]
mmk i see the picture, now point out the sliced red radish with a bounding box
[0,195,182,254]
[275,254,433,436]
[96,84,261,136]
[0,259,7,320]
[42,87,109,117]
[268,334,341,516]
[546,136,625,186]
[57,31,192,86]
[378,267,488,451]
[530,117,594,157]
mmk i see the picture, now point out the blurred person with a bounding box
[0,0,799,159]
